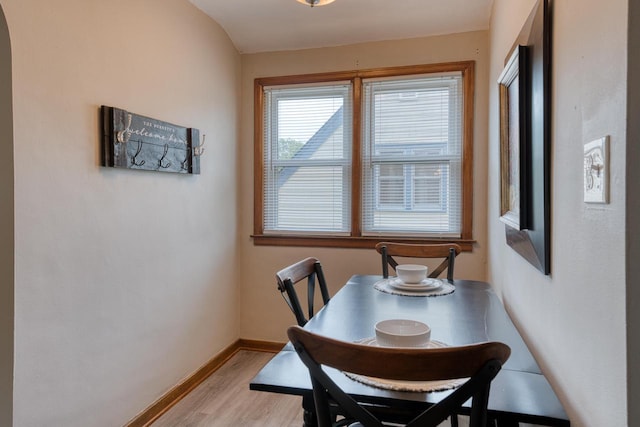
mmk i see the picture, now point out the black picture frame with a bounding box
[503,0,551,275]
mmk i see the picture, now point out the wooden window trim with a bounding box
[253,61,475,251]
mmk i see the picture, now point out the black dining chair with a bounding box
[276,257,331,327]
[375,242,462,282]
[276,258,347,424]
[288,325,510,427]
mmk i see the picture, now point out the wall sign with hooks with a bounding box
[101,106,204,174]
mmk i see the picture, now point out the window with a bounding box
[262,83,352,234]
[253,62,474,250]
[362,74,462,236]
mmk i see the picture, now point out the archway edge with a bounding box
[0,3,14,426]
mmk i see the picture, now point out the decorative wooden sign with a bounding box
[101,106,203,174]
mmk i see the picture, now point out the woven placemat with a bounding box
[373,278,455,297]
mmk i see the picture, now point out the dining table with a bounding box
[249,275,570,427]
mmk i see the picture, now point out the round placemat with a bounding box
[373,278,455,297]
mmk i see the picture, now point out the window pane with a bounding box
[373,87,449,146]
[362,73,463,236]
[268,166,348,231]
[277,97,345,161]
[263,83,352,234]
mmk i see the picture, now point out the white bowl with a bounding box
[395,264,428,284]
[375,319,431,348]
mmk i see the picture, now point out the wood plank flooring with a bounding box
[152,350,469,427]
[153,350,304,427]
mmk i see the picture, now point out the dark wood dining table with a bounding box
[250,275,570,426]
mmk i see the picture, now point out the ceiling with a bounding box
[189,0,494,54]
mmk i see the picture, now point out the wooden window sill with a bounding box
[251,234,475,251]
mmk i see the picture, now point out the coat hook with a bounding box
[116,114,132,144]
[194,134,205,157]
[158,144,172,169]
[180,154,190,171]
[131,140,146,167]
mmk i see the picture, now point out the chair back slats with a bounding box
[429,248,456,279]
[276,257,330,326]
[288,326,510,427]
[313,261,331,307]
[375,242,462,282]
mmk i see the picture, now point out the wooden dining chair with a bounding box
[288,325,510,427]
[276,257,331,327]
[375,242,462,282]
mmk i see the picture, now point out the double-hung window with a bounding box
[261,83,352,234]
[253,62,474,249]
[362,73,463,237]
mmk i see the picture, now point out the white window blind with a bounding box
[361,73,463,237]
[263,83,352,234]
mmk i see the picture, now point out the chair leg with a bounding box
[302,393,318,427]
[450,415,459,427]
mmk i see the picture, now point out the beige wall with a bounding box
[0,4,14,425]
[239,31,490,342]
[1,0,633,425]
[1,0,241,425]
[488,1,627,426]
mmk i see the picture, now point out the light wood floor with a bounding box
[152,350,467,427]
[153,350,304,427]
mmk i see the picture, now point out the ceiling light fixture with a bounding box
[296,0,336,7]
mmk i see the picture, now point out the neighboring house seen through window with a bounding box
[362,74,462,236]
[253,62,474,249]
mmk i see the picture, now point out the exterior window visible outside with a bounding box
[253,62,474,249]
[376,163,446,212]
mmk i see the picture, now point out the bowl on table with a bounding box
[395,264,428,284]
[374,319,431,348]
